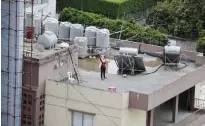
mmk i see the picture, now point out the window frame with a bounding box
[71,111,94,126]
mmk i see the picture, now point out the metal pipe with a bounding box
[7,0,11,124]
[30,0,34,125]
[13,0,18,125]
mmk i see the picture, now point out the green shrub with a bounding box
[59,7,168,46]
[147,0,205,39]
[57,0,128,18]
[197,37,205,56]
[57,0,163,19]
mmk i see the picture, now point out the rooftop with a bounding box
[78,51,198,94]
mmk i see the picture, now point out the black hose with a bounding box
[140,64,164,75]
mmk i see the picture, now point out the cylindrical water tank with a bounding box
[119,47,138,56]
[44,18,59,36]
[85,26,98,46]
[26,26,35,39]
[74,37,88,58]
[59,22,71,39]
[164,46,181,55]
[45,31,58,44]
[26,12,35,27]
[70,24,84,41]
[96,29,110,48]
[34,16,42,36]
[37,31,57,49]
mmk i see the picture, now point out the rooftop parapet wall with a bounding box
[23,43,78,65]
[129,64,205,111]
[148,64,205,110]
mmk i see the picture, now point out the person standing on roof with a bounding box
[99,55,109,80]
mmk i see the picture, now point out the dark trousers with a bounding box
[101,67,106,79]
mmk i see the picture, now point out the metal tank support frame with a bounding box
[163,53,188,71]
[164,54,180,71]
[115,55,136,75]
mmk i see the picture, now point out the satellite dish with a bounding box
[34,43,45,52]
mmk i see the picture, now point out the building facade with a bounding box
[44,63,205,126]
[44,81,147,126]
[22,45,78,126]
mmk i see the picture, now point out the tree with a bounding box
[146,0,205,39]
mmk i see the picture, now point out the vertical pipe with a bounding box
[7,0,11,125]
[31,0,34,91]
[13,0,18,125]
[30,0,34,125]
[24,0,26,38]
[21,1,26,125]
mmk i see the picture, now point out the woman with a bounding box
[99,55,108,80]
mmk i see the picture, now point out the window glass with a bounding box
[73,112,83,126]
[83,114,93,126]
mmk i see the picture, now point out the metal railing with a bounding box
[195,98,205,109]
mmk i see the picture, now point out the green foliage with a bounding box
[146,0,205,39]
[59,7,168,46]
[105,0,127,3]
[57,0,163,19]
[57,0,127,18]
[197,37,205,55]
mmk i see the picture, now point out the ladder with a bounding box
[67,46,82,84]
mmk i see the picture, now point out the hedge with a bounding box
[56,0,127,18]
[56,0,163,19]
[197,37,205,56]
[59,7,168,46]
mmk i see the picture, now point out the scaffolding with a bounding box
[1,0,56,125]
[1,0,26,125]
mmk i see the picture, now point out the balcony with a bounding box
[166,98,205,126]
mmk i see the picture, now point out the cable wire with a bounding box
[57,60,119,126]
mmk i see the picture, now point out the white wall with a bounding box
[195,80,205,100]
[26,0,56,19]
[44,80,147,126]
[122,108,147,126]
[45,80,122,126]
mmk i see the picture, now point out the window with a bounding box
[28,101,32,105]
[23,94,27,97]
[28,95,32,98]
[23,100,27,104]
[72,112,93,126]
[23,114,27,118]
[27,121,31,125]
[23,120,26,124]
[27,115,31,119]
